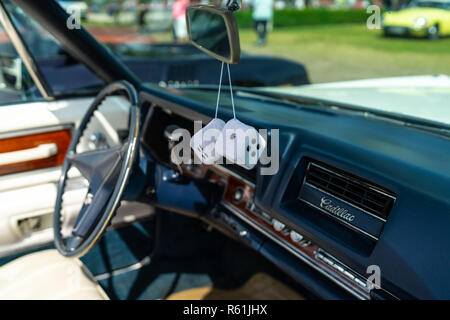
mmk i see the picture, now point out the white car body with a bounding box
[262,74,450,126]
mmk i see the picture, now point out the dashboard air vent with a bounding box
[304,162,395,220]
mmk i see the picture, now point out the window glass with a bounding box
[0,23,36,104]
[4,0,104,97]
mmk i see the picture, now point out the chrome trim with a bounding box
[304,181,387,223]
[221,201,369,300]
[315,249,369,291]
[0,2,54,100]
[94,256,151,281]
[299,194,379,241]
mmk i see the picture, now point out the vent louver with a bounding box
[304,162,395,220]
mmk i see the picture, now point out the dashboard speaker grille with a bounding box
[304,162,395,220]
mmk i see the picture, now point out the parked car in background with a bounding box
[107,42,310,88]
[0,29,309,103]
[382,0,450,39]
[0,41,309,103]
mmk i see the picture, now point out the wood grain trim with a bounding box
[218,170,370,299]
[0,129,71,176]
[182,163,370,299]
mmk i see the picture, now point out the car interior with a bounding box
[0,0,448,301]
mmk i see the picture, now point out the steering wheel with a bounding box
[54,81,140,257]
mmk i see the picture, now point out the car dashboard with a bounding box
[138,85,450,300]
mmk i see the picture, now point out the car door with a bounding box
[0,1,130,258]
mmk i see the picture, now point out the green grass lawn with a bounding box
[239,24,450,83]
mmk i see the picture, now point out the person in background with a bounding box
[172,0,190,42]
[250,0,274,46]
[138,3,149,32]
[108,2,120,24]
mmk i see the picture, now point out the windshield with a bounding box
[22,0,449,126]
[4,1,104,96]
[65,0,449,127]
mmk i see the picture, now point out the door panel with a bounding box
[0,96,130,257]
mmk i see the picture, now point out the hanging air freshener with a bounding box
[190,61,266,169]
[215,64,267,170]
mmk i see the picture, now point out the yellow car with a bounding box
[382,0,450,39]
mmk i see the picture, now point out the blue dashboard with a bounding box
[140,84,450,299]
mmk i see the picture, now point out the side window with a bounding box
[0,24,36,104]
[0,0,104,105]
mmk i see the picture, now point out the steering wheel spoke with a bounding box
[66,152,123,252]
[67,144,125,190]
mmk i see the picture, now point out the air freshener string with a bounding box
[227,63,236,119]
[214,61,224,119]
[214,62,237,120]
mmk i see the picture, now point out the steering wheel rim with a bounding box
[53,81,140,258]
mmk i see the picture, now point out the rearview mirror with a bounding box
[186,5,240,64]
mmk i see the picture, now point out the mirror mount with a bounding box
[226,0,241,12]
[186,4,241,64]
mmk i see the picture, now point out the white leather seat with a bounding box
[0,249,109,300]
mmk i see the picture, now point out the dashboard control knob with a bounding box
[239,230,248,238]
[232,188,245,203]
[290,231,303,243]
[272,219,285,232]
